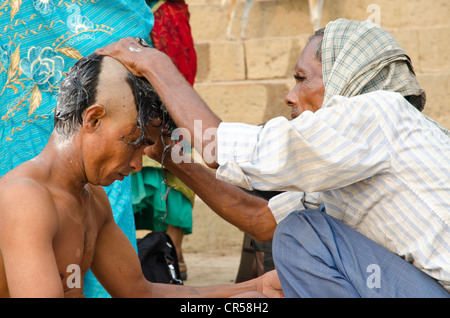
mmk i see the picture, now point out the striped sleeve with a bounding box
[216,94,392,193]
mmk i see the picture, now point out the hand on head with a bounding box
[143,135,167,164]
[94,37,170,77]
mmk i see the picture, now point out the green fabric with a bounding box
[141,157,195,206]
[132,167,193,234]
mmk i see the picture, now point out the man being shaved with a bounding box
[0,54,282,298]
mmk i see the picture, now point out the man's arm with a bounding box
[95,38,221,168]
[166,161,277,242]
[91,188,282,298]
[0,181,63,297]
[88,187,154,298]
[144,141,277,242]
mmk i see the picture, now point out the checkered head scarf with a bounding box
[321,19,426,112]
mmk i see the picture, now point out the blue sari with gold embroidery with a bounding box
[0,0,153,298]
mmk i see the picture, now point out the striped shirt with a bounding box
[216,90,450,291]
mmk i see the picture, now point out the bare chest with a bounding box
[53,193,101,296]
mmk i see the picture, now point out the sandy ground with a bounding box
[182,252,242,287]
[136,230,243,287]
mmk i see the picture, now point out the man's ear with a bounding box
[82,104,106,132]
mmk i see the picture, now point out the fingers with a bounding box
[95,37,150,55]
[143,138,170,163]
[136,37,151,48]
[144,146,161,160]
[260,270,284,298]
[94,37,136,55]
[95,37,175,79]
[94,37,147,77]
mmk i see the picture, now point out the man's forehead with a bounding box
[296,37,322,73]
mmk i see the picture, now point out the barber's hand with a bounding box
[144,135,192,168]
[94,37,172,77]
[143,135,170,164]
[257,270,284,298]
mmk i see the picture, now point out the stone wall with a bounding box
[183,0,450,253]
[189,0,449,127]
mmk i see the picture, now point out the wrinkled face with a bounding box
[80,57,159,186]
[285,36,325,119]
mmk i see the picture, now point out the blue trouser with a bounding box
[272,208,449,298]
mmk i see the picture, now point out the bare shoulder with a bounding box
[0,174,54,209]
[0,174,58,241]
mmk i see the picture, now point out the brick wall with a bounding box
[188,0,450,128]
[183,0,449,253]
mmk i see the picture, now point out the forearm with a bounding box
[147,269,282,298]
[163,157,276,242]
[149,279,263,298]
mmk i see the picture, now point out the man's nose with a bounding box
[285,86,299,107]
[130,152,143,172]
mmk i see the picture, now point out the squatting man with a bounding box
[0,54,282,298]
[94,18,449,298]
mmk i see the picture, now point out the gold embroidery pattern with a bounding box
[0,0,112,141]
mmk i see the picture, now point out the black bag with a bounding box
[137,231,183,285]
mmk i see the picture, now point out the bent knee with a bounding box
[274,209,321,238]
[273,209,322,257]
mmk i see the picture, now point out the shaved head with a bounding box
[95,56,137,124]
[54,53,174,144]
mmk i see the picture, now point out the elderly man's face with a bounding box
[285,36,325,119]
